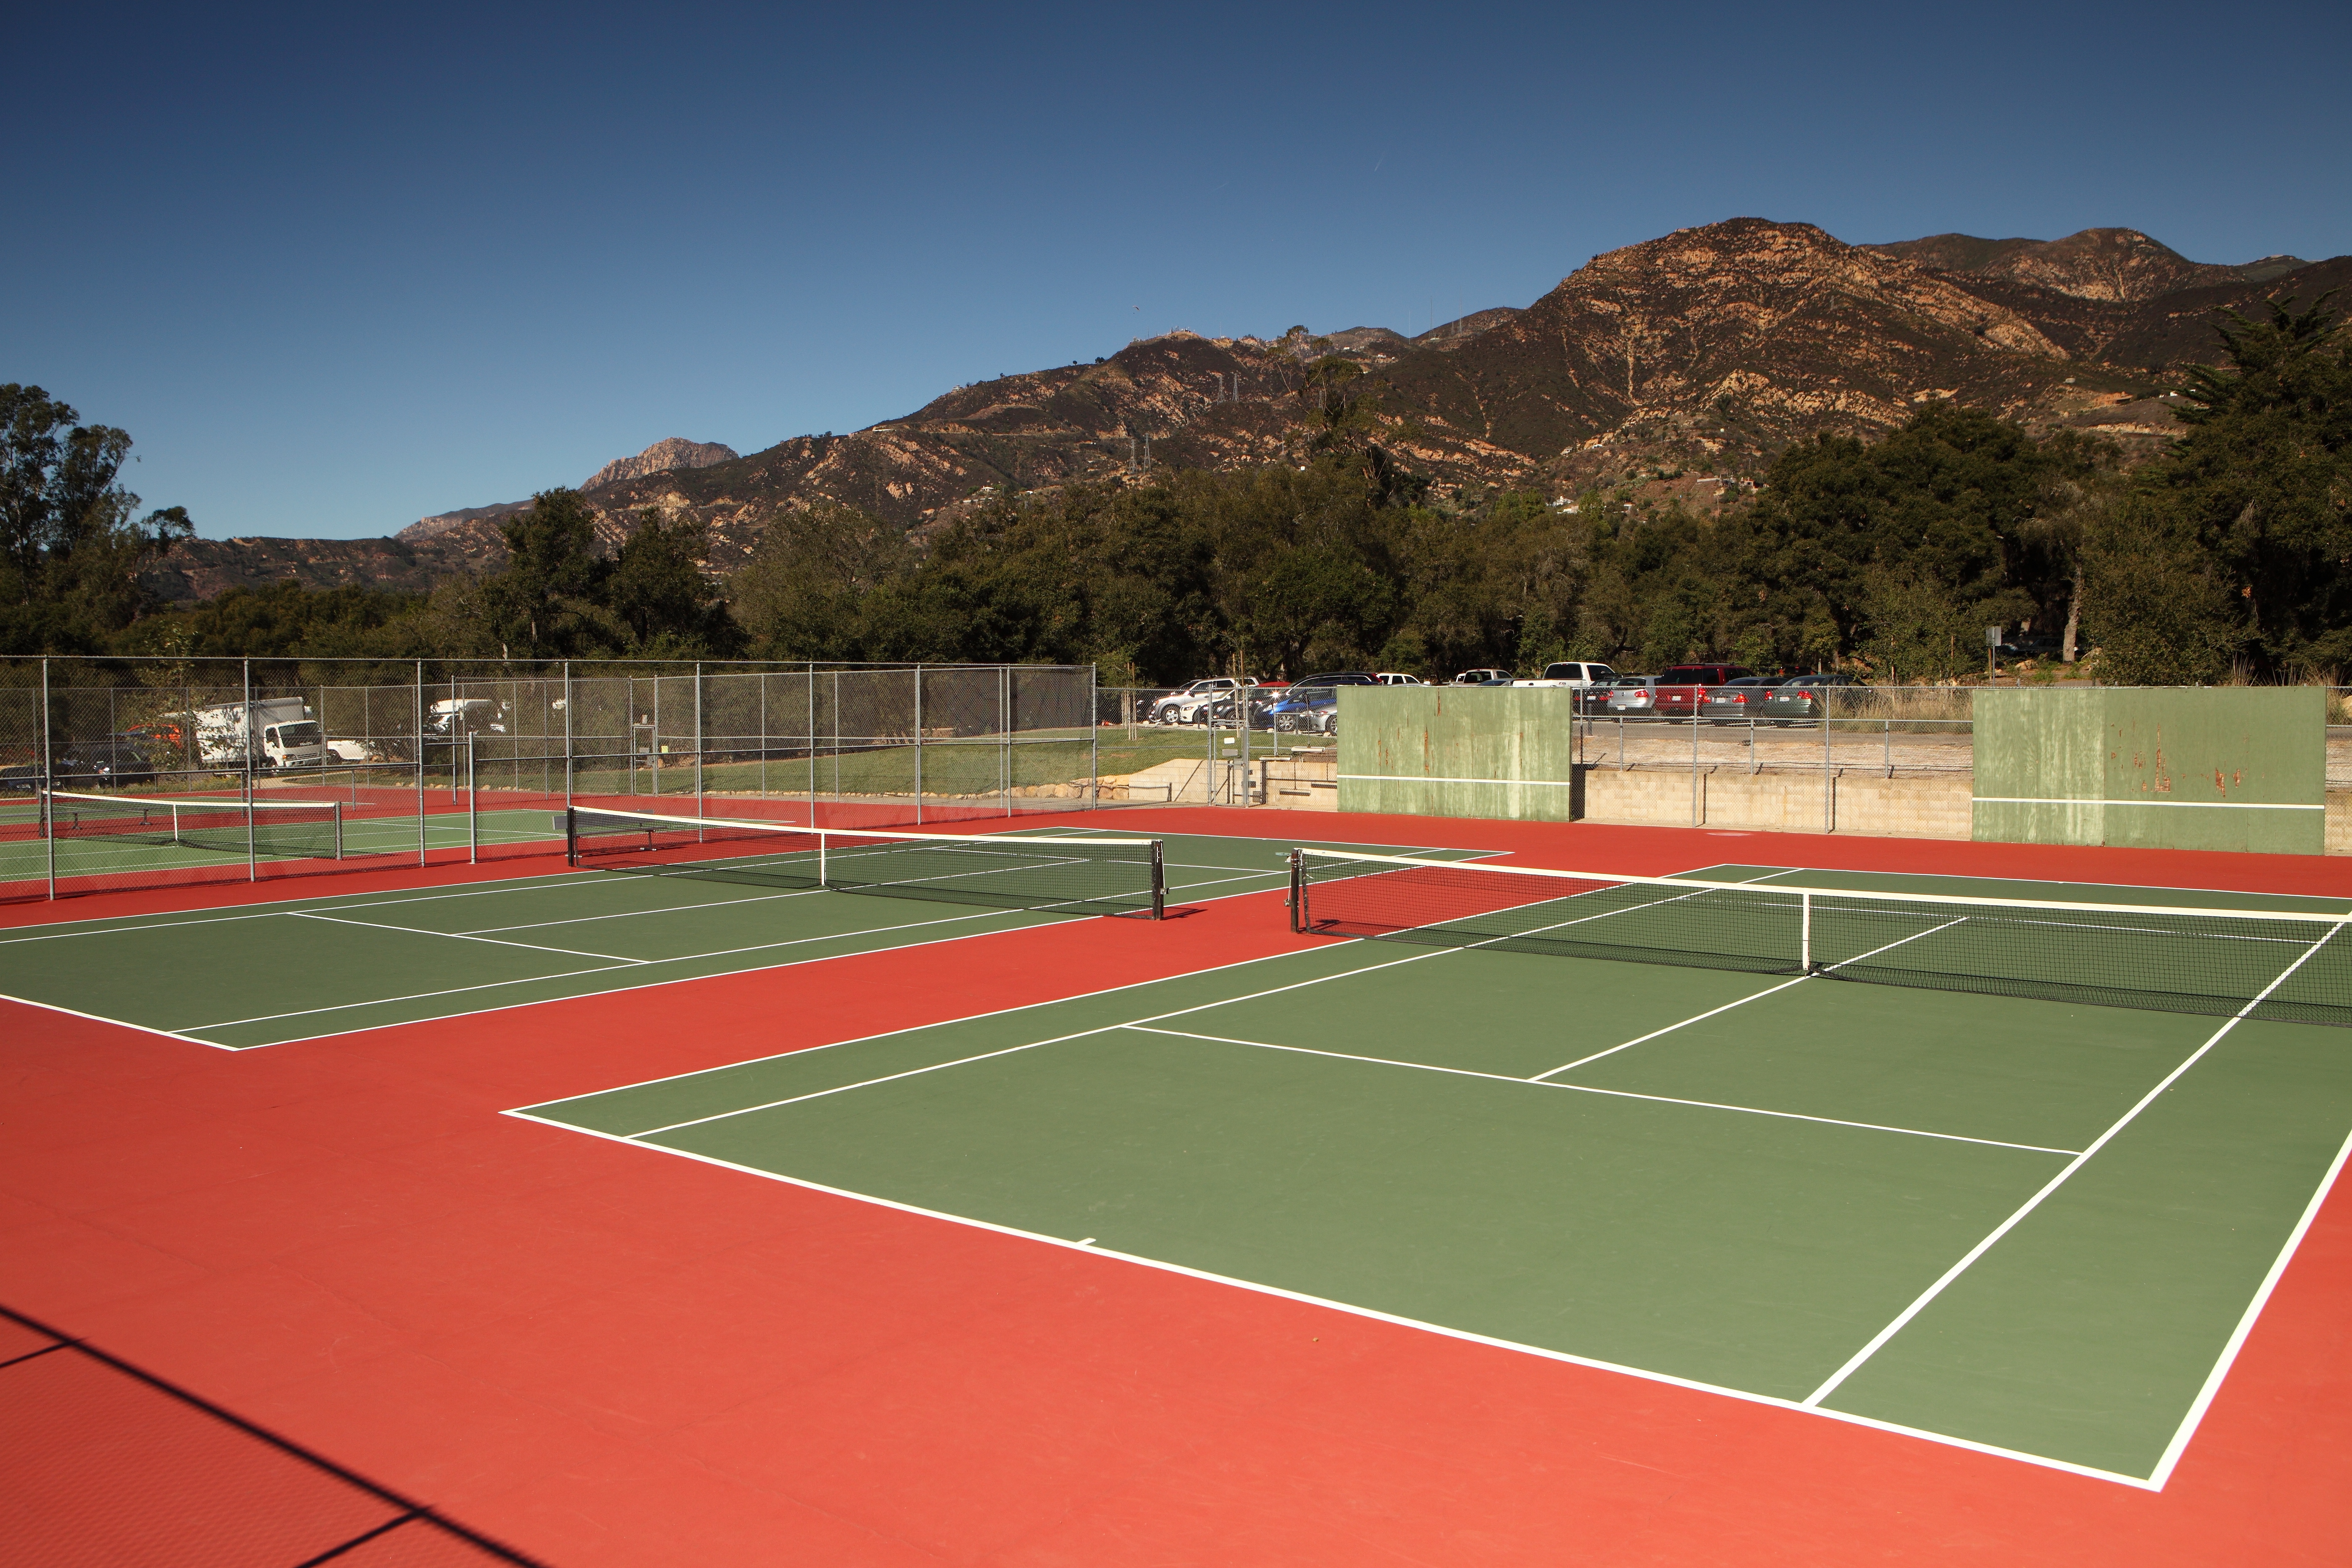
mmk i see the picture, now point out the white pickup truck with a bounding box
[1513,660,1618,691]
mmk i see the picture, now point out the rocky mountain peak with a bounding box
[583,437,739,491]
[1868,228,2312,302]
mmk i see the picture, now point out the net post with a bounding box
[564,806,578,867]
[1800,890,1813,973]
[1150,838,1165,920]
[1287,848,1304,933]
[818,828,829,890]
[332,802,343,861]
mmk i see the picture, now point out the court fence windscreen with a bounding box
[569,807,1166,919]
[1288,848,2352,1026]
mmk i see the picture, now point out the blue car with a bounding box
[1263,672,1377,734]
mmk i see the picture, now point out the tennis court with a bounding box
[0,790,565,894]
[505,853,2352,1487]
[9,808,2352,1563]
[0,824,1475,1050]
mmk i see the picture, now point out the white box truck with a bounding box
[187,698,331,771]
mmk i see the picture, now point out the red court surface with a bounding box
[5,808,2350,1565]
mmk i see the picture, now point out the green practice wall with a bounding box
[1973,688,2324,854]
[1337,687,1582,820]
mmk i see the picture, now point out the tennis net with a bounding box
[1287,848,2352,1026]
[44,790,344,861]
[567,807,1165,918]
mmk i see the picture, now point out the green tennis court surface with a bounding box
[515,860,2352,1485]
[0,831,1464,1049]
[0,806,563,884]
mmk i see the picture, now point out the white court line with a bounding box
[500,1112,2161,1491]
[1718,861,2352,912]
[622,939,1490,1137]
[0,862,637,944]
[2146,1123,2352,1488]
[178,862,1308,1047]
[1127,1026,2081,1156]
[286,910,651,965]
[1529,916,1969,1080]
[1800,916,2352,1411]
[1532,978,1814,1079]
[458,884,832,933]
[518,929,1367,1108]
[178,904,1040,1032]
[0,833,1476,949]
[618,869,1705,1138]
[0,991,232,1051]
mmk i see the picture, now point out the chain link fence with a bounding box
[1577,685,1978,777]
[0,657,1113,902]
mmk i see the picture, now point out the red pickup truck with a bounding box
[1650,663,1754,721]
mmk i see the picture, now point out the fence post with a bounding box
[1091,667,1102,809]
[467,732,478,864]
[694,662,704,817]
[807,664,817,828]
[1689,704,1699,828]
[41,657,54,900]
[415,660,426,865]
[243,658,257,881]
[562,660,573,807]
[913,664,923,824]
[1822,686,1833,833]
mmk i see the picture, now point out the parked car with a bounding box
[0,738,161,792]
[1651,663,1754,722]
[1148,678,1259,725]
[1450,668,1512,684]
[1759,672,1859,724]
[1603,676,1661,718]
[1265,673,1377,732]
[1373,672,1426,686]
[1698,675,1792,724]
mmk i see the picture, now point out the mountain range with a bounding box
[138,220,2349,603]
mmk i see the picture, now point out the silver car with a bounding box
[1603,676,1661,718]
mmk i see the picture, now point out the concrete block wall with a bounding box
[1264,753,1338,810]
[1515,767,1974,839]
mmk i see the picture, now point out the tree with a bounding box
[606,509,736,656]
[1735,403,2062,671]
[0,384,194,652]
[734,503,911,662]
[478,490,616,658]
[2019,446,2128,663]
[2100,295,2352,677]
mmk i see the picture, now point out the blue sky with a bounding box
[8,1,2348,540]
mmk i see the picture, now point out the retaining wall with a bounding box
[1576,768,1975,838]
